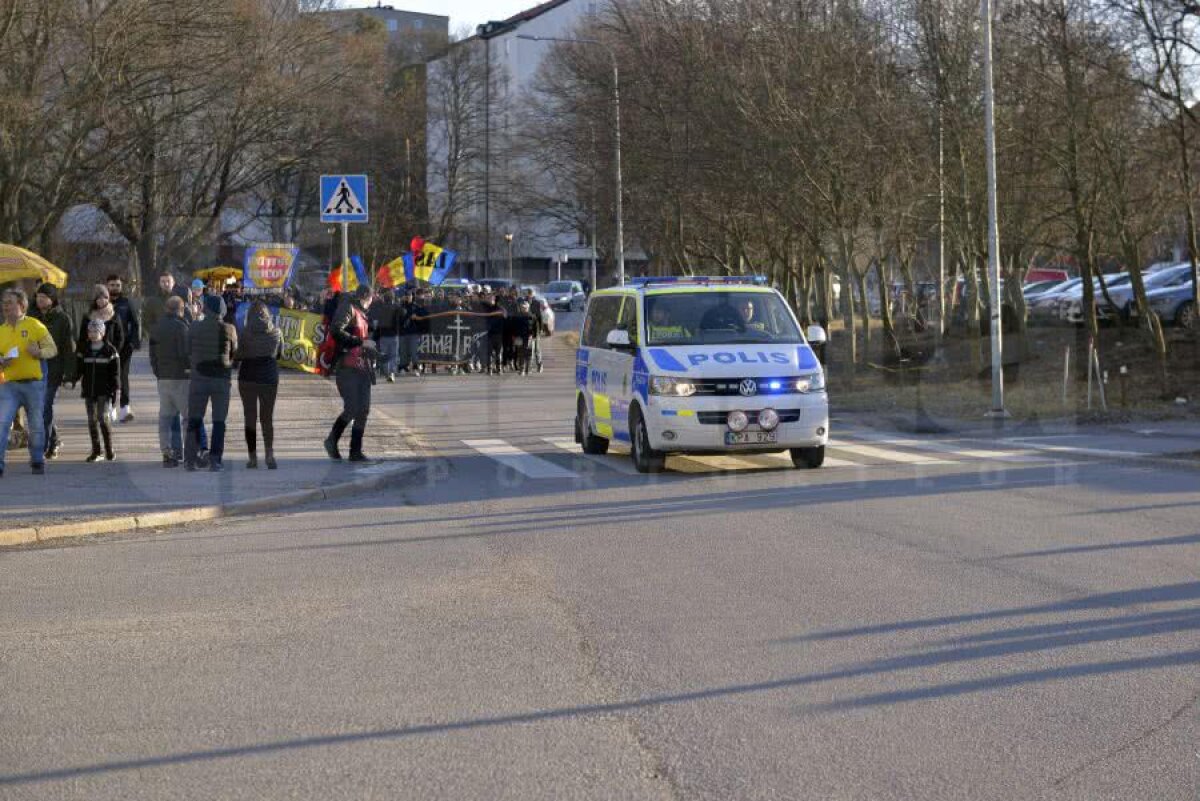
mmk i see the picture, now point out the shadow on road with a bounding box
[1,581,1194,787]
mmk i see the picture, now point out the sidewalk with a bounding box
[0,352,419,537]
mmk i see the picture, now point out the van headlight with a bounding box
[794,372,825,393]
[650,376,696,397]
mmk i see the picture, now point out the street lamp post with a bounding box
[517,34,624,285]
[503,233,514,281]
[981,0,1006,417]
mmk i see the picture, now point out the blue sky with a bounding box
[338,0,534,37]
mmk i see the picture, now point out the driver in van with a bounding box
[737,298,766,331]
[648,302,686,341]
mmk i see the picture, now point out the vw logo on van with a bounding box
[738,379,758,397]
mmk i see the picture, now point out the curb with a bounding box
[0,461,422,549]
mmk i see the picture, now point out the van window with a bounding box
[617,296,640,347]
[583,296,622,348]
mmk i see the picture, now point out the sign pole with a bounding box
[340,223,350,285]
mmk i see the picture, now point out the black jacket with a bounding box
[111,295,140,351]
[78,342,121,401]
[78,312,125,357]
[31,305,77,384]
[149,315,191,381]
[190,296,237,379]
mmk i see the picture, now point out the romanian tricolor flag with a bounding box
[328,255,368,292]
[375,255,407,289]
[403,242,457,286]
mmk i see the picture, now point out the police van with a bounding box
[574,276,829,473]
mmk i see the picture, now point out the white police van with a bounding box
[574,276,829,473]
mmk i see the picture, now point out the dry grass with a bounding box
[826,324,1200,427]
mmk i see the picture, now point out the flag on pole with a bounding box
[328,255,369,293]
[404,242,458,285]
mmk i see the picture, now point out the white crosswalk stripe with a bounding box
[542,437,643,475]
[465,433,1081,479]
[828,440,957,465]
[839,431,1054,463]
[463,439,579,479]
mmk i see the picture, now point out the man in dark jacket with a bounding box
[185,294,237,472]
[150,296,191,467]
[105,274,140,422]
[30,283,76,459]
[369,289,399,382]
[141,271,189,334]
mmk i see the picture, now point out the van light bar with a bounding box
[627,275,769,287]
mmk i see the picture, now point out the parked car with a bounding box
[1025,267,1070,283]
[1063,273,1131,324]
[1099,263,1193,319]
[542,280,586,311]
[1145,275,1196,329]
[1027,278,1082,323]
[1022,279,1063,297]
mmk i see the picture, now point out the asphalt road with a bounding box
[1,319,1197,800]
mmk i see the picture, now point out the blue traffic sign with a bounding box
[320,175,369,223]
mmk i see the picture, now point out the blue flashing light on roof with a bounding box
[627,275,769,287]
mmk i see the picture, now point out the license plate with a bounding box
[725,430,778,445]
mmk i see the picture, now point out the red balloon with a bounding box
[410,236,424,254]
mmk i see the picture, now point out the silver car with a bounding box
[542,280,586,312]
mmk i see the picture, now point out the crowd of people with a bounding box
[364,284,550,381]
[0,274,555,477]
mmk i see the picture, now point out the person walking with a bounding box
[142,271,189,334]
[149,296,191,468]
[370,289,399,383]
[324,285,377,463]
[78,319,119,462]
[236,301,282,470]
[79,284,127,429]
[30,283,76,459]
[524,288,546,373]
[104,274,140,422]
[0,289,58,477]
[185,294,237,472]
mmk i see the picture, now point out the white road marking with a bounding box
[463,439,579,479]
[829,440,958,465]
[542,437,642,475]
[1001,440,1151,459]
[841,432,1053,463]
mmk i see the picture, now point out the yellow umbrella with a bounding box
[194,266,243,282]
[0,244,68,288]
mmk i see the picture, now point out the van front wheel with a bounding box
[790,446,825,469]
[630,408,666,473]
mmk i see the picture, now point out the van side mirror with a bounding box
[606,329,633,350]
[806,325,827,345]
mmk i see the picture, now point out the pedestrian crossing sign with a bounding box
[320,175,369,223]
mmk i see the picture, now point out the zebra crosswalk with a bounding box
[455,432,1077,480]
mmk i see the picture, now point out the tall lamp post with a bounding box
[517,34,624,286]
[981,0,1006,417]
[503,233,514,281]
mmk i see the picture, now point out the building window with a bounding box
[412,19,424,29]
[387,19,398,31]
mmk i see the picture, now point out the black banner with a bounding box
[416,311,501,365]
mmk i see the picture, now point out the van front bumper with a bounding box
[645,395,829,452]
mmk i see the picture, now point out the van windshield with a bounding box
[645,291,802,346]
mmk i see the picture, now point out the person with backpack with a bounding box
[185,294,237,472]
